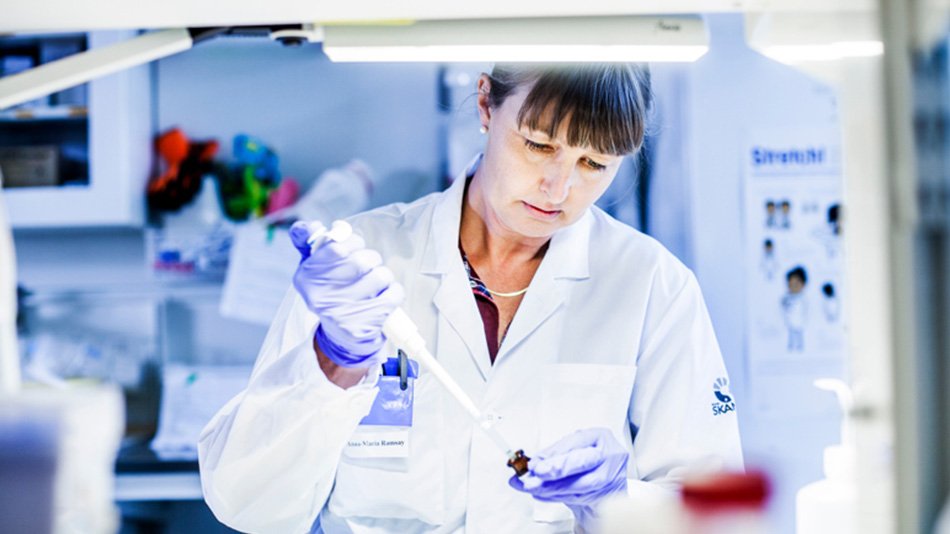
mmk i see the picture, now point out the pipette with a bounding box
[307,221,530,475]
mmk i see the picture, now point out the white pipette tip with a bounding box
[306,219,353,254]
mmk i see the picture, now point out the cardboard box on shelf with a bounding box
[0,145,59,188]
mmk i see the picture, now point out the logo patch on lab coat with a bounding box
[711,377,736,416]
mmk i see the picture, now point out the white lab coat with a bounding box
[198,160,744,534]
[782,292,807,330]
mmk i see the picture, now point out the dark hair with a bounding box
[486,63,652,156]
[787,266,807,284]
[822,283,835,297]
[764,239,773,247]
[828,204,840,222]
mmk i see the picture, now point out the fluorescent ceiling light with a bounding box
[322,16,708,63]
[746,12,883,63]
[761,41,883,63]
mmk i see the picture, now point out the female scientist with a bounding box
[198,64,743,533]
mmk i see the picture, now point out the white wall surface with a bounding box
[649,14,846,533]
[155,38,444,207]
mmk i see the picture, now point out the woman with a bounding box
[199,63,743,533]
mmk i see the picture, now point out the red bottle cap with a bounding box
[681,471,771,510]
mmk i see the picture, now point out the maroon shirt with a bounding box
[460,249,501,364]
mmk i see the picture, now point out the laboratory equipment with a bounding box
[151,175,233,278]
[795,379,857,534]
[600,470,772,534]
[681,471,772,534]
[0,405,58,534]
[281,159,374,224]
[307,220,529,475]
[1,384,125,534]
[600,490,685,534]
[1,173,127,533]
[292,219,403,367]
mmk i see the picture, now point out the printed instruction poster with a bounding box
[744,128,847,415]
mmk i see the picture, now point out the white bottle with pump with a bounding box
[795,379,857,534]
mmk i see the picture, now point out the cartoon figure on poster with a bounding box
[825,203,841,256]
[779,200,792,229]
[811,202,842,258]
[828,204,840,235]
[765,200,778,228]
[781,266,808,352]
[760,238,777,280]
[821,282,840,323]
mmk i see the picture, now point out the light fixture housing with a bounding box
[322,16,709,63]
[0,29,194,110]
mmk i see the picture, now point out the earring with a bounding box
[479,125,488,134]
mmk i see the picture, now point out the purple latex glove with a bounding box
[510,428,628,523]
[289,221,404,367]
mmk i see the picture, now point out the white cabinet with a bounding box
[1,31,152,228]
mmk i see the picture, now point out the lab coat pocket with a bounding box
[328,372,445,526]
[532,363,637,524]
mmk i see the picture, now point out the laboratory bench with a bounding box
[114,442,238,533]
[114,442,202,502]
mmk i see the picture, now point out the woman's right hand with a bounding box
[289,221,405,368]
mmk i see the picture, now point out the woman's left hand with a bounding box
[509,427,628,515]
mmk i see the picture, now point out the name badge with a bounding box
[344,428,411,459]
[343,355,418,459]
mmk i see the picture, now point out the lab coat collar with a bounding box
[420,155,474,276]
[495,210,592,362]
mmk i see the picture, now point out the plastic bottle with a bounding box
[291,160,374,223]
[599,490,686,534]
[795,379,857,534]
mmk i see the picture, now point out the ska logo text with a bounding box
[712,377,736,416]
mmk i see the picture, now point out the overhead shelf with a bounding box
[0,104,87,122]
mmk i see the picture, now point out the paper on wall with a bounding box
[743,127,847,416]
[150,363,252,460]
[219,221,299,326]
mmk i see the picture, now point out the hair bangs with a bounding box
[513,64,649,156]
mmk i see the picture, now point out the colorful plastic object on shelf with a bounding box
[146,128,220,213]
[265,177,300,216]
[219,134,281,221]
